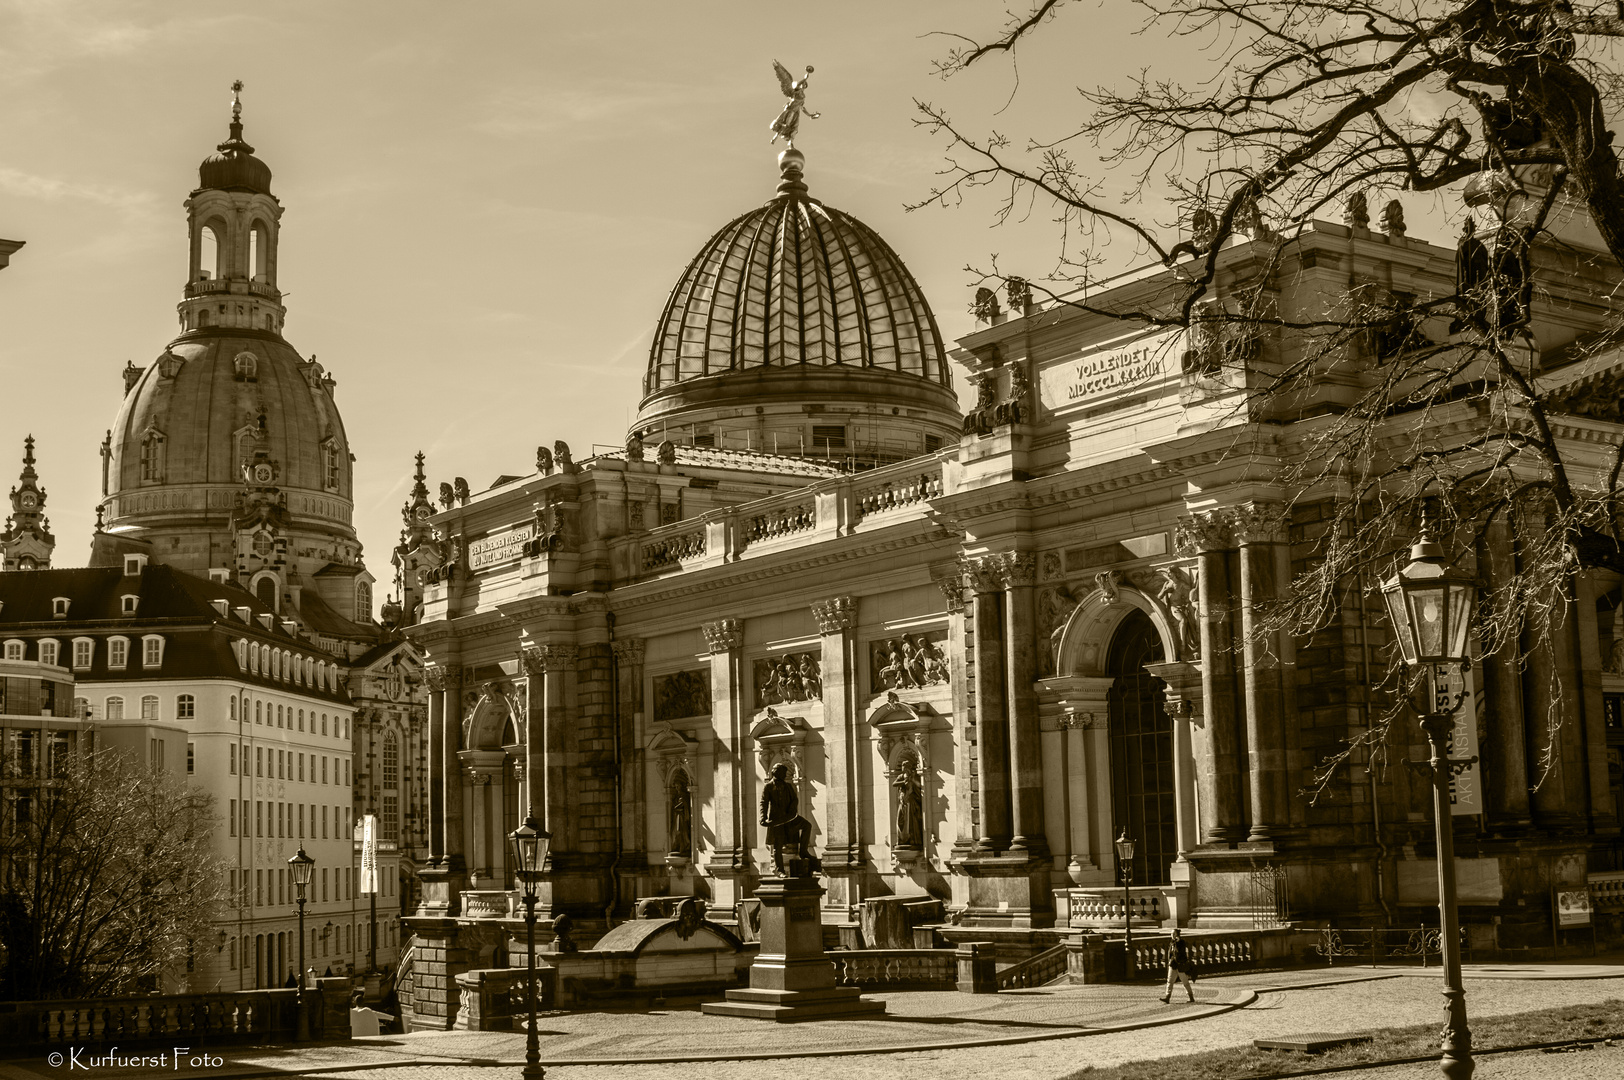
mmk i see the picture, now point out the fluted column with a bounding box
[439,665,467,869]
[963,556,1010,853]
[1476,517,1531,825]
[521,644,577,845]
[701,618,748,896]
[1177,513,1245,844]
[933,568,975,863]
[1233,501,1291,843]
[997,552,1046,858]
[613,638,648,861]
[425,665,448,863]
[812,596,861,875]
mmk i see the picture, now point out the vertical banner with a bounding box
[360,812,379,895]
[1432,664,1482,816]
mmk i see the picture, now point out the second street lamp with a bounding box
[288,846,315,1042]
[509,812,552,1080]
[1115,830,1136,981]
[1380,525,1478,1080]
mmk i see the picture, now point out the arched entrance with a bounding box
[1106,608,1177,886]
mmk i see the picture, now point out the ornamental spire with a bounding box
[2,435,53,571]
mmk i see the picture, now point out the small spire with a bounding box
[220,78,253,154]
[231,80,244,123]
[22,435,34,470]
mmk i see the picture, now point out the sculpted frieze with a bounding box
[870,631,950,693]
[653,668,711,723]
[755,651,822,707]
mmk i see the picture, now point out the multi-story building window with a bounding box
[71,638,93,670]
[37,639,58,667]
[106,636,128,669]
[382,794,399,842]
[141,695,158,720]
[105,697,123,721]
[186,743,194,774]
[177,694,194,719]
[141,635,163,668]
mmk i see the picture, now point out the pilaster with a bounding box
[702,617,751,905]
[811,596,864,912]
[1176,512,1246,844]
[1232,500,1291,844]
[996,551,1047,860]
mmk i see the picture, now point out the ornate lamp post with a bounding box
[509,813,552,1080]
[1380,527,1477,1080]
[1115,830,1136,981]
[287,846,315,1041]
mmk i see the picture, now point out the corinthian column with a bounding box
[521,644,577,847]
[439,665,467,870]
[424,665,448,864]
[811,597,861,874]
[613,638,648,862]
[962,556,1011,853]
[1232,500,1291,844]
[1176,513,1245,844]
[701,618,748,902]
[997,552,1047,858]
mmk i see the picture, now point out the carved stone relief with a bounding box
[652,668,711,723]
[1036,585,1080,678]
[754,651,821,706]
[869,630,949,693]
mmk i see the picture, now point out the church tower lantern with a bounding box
[1,436,54,571]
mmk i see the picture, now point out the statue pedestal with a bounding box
[701,875,885,1022]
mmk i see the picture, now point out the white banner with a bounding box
[360,812,379,895]
[1432,665,1482,816]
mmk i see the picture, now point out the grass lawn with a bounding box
[1060,999,1623,1080]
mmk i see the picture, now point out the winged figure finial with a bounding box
[770,61,819,148]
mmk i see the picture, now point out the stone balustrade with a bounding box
[1127,932,1257,979]
[639,526,707,572]
[1062,886,1167,928]
[0,983,355,1051]
[737,497,815,550]
[852,469,944,522]
[994,943,1069,990]
[829,949,957,990]
[1589,871,1624,911]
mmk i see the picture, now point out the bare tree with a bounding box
[0,749,224,999]
[917,1,1624,791]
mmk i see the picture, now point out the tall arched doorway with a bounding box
[1106,608,1177,886]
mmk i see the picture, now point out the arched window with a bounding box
[234,351,258,379]
[255,700,262,724]
[105,697,124,721]
[323,440,340,492]
[74,697,89,719]
[176,694,195,719]
[199,220,225,281]
[140,695,159,720]
[257,577,276,611]
[249,643,260,674]
[139,429,166,483]
[382,732,398,788]
[197,309,211,328]
[355,581,371,622]
[250,221,270,282]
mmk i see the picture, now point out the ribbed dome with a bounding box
[643,151,951,398]
[198,119,272,195]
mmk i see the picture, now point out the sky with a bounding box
[0,0,1235,604]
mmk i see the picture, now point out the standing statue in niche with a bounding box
[1155,565,1201,659]
[760,763,815,876]
[667,772,693,858]
[893,762,924,850]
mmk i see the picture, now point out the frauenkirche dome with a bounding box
[634,149,959,464]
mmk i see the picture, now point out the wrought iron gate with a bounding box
[1249,863,1289,928]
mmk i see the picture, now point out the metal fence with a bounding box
[1249,864,1290,929]
[1310,926,1468,967]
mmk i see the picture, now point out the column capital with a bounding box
[931,568,967,614]
[810,596,857,634]
[958,554,1003,595]
[611,637,646,665]
[1229,500,1288,545]
[993,551,1037,589]
[424,664,462,692]
[520,643,578,676]
[701,618,743,653]
[1174,511,1233,555]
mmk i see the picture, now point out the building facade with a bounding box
[398,137,1624,1027]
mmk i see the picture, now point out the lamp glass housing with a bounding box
[1114,830,1135,863]
[1381,541,1475,666]
[287,846,315,893]
[509,814,552,895]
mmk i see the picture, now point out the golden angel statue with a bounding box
[770,60,819,147]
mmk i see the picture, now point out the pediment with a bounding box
[647,721,698,756]
[749,707,808,744]
[866,691,937,732]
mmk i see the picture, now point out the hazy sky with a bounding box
[0,1,1204,602]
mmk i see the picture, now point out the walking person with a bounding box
[1160,929,1196,1003]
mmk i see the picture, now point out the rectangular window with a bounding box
[256,800,262,837]
[72,639,92,669]
[109,638,127,668]
[230,939,236,970]
[242,799,249,837]
[38,641,58,667]
[176,695,194,719]
[142,637,162,668]
[256,747,263,776]
[186,743,194,774]
[229,744,237,775]
[255,869,263,907]
[322,804,328,838]
[812,424,847,449]
[298,753,304,782]
[106,697,123,721]
[321,867,328,903]
[298,803,304,838]
[322,756,327,784]
[345,760,350,786]
[229,798,237,836]
[141,696,158,720]
[382,794,399,842]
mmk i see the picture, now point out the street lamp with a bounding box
[1115,830,1136,981]
[509,812,552,1080]
[1380,527,1477,1080]
[288,846,315,1041]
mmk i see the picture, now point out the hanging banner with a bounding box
[1432,664,1482,816]
[360,812,379,896]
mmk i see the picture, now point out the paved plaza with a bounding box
[5,963,1621,1080]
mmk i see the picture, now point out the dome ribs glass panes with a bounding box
[644,188,950,394]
